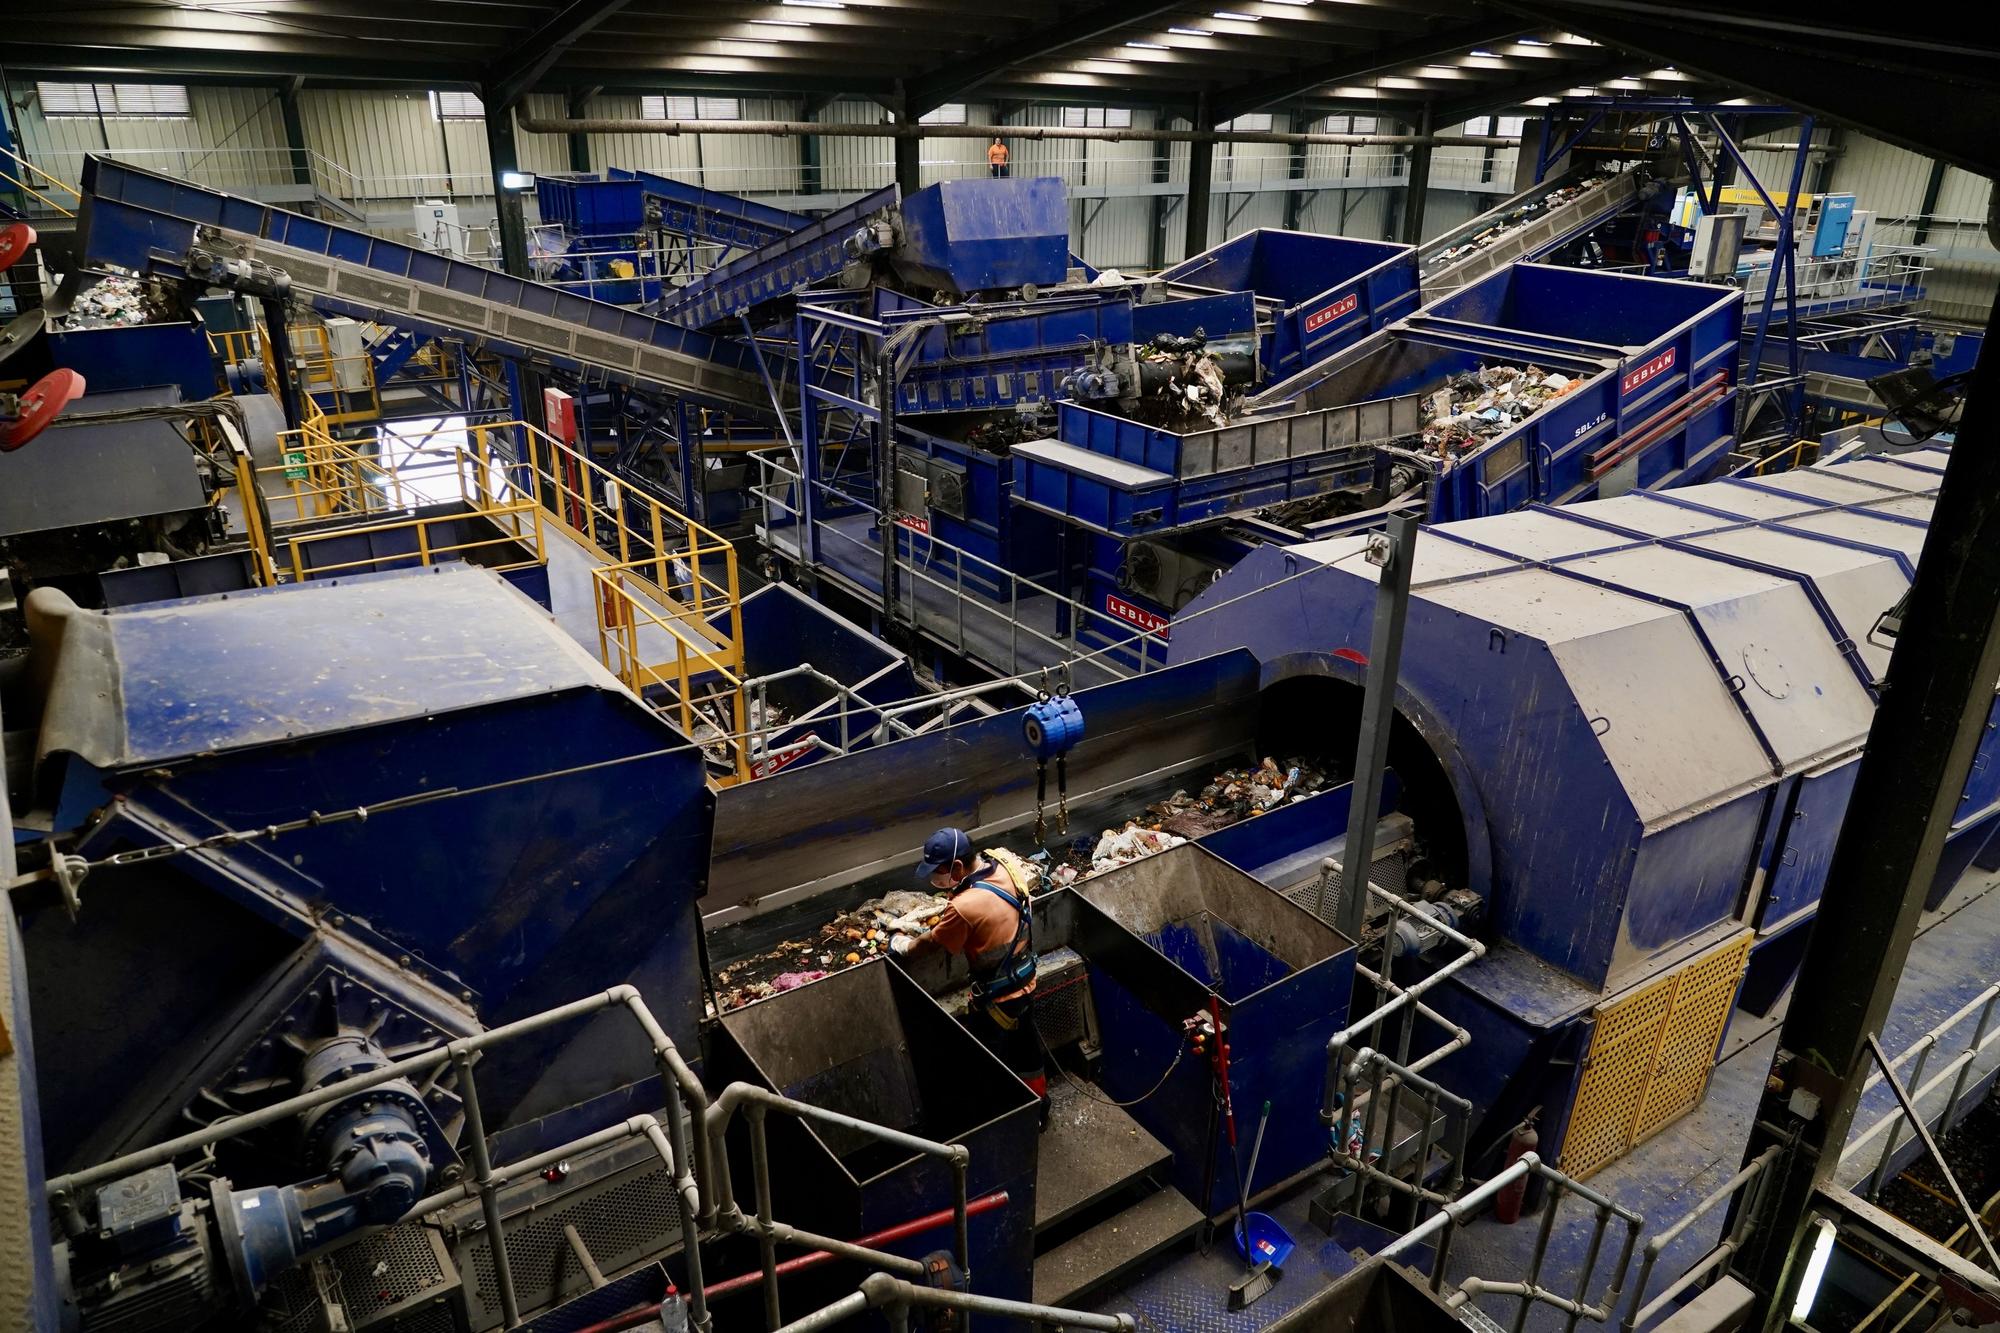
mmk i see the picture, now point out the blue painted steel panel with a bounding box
[658,185,899,330]
[1065,846,1357,1206]
[891,176,1070,295]
[32,565,715,1140]
[1165,449,1968,989]
[608,167,807,251]
[1162,228,1421,378]
[535,174,646,239]
[45,323,218,402]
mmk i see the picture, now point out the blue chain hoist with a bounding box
[1022,665,1085,844]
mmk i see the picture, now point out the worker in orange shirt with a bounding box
[894,827,1047,1121]
[987,137,1010,178]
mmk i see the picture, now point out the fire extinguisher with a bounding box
[1493,1115,1540,1224]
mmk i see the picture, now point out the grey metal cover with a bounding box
[1562,545,1875,771]
[1419,567,1772,826]
[1014,438,1172,487]
[1569,493,1744,538]
[1747,470,1906,505]
[1777,507,1929,564]
[1679,481,1826,520]
[1684,524,1908,679]
[1822,457,1944,492]
[1442,509,1636,562]
[0,387,210,538]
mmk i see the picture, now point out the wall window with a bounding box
[1220,112,1273,132]
[642,95,741,120]
[431,90,486,120]
[38,82,190,118]
[919,103,968,125]
[1062,106,1133,129]
[1493,115,1526,137]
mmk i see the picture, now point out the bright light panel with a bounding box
[1791,1218,1837,1323]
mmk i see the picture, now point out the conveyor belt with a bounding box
[74,156,779,413]
[1418,168,1641,303]
[658,185,900,330]
[607,167,808,252]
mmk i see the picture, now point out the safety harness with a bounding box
[961,870,1036,1006]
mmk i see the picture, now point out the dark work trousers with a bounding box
[968,990,1048,1109]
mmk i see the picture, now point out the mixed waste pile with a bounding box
[1422,175,1612,272]
[692,694,790,768]
[711,889,949,1013]
[962,408,1055,455]
[1132,331,1239,430]
[56,276,163,329]
[708,754,1333,1011]
[1414,363,1581,470]
[1050,755,1333,884]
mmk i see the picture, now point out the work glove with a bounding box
[890,933,919,957]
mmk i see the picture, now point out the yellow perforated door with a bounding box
[1562,931,1754,1180]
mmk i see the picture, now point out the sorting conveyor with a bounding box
[73,156,777,413]
[608,166,810,253]
[1418,167,1644,303]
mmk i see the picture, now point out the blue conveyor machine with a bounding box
[1166,443,1992,1167]
[3,564,721,1327]
[72,155,777,414]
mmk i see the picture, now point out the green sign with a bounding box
[283,449,308,481]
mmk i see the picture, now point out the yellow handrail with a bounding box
[0,146,81,202]
[219,411,754,782]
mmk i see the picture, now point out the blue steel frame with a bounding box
[1532,98,1822,440]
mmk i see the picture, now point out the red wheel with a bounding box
[1,368,86,452]
[0,222,36,273]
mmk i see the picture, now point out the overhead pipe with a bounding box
[517,114,1520,148]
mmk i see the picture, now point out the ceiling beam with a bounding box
[0,40,481,84]
[1429,53,1630,123]
[902,0,1191,115]
[487,0,636,106]
[1213,16,1533,120]
[1495,1,2000,177]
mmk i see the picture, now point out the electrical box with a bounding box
[323,317,371,392]
[412,199,466,259]
[543,387,577,443]
[1689,212,1747,279]
[1812,193,1857,258]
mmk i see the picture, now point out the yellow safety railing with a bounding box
[287,322,381,425]
[1753,438,1821,475]
[0,146,79,218]
[280,500,546,581]
[221,407,750,779]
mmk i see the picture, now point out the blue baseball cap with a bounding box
[916,827,974,883]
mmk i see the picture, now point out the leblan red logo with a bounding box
[1621,348,1676,395]
[751,739,815,779]
[1304,292,1360,333]
[896,514,931,535]
[1106,594,1171,638]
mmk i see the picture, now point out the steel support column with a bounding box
[1328,514,1418,939]
[1912,158,1949,246]
[482,93,533,279]
[277,78,313,189]
[1400,106,1434,245]
[1184,92,1214,258]
[566,88,593,173]
[1734,285,2000,1329]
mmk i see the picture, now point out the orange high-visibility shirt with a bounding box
[988,141,1010,165]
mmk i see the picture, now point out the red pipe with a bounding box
[564,1191,1012,1333]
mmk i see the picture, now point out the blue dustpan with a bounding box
[1235,1212,1295,1270]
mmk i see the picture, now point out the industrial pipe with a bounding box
[518,114,1520,149]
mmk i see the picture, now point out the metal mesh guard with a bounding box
[1563,931,1754,1180]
